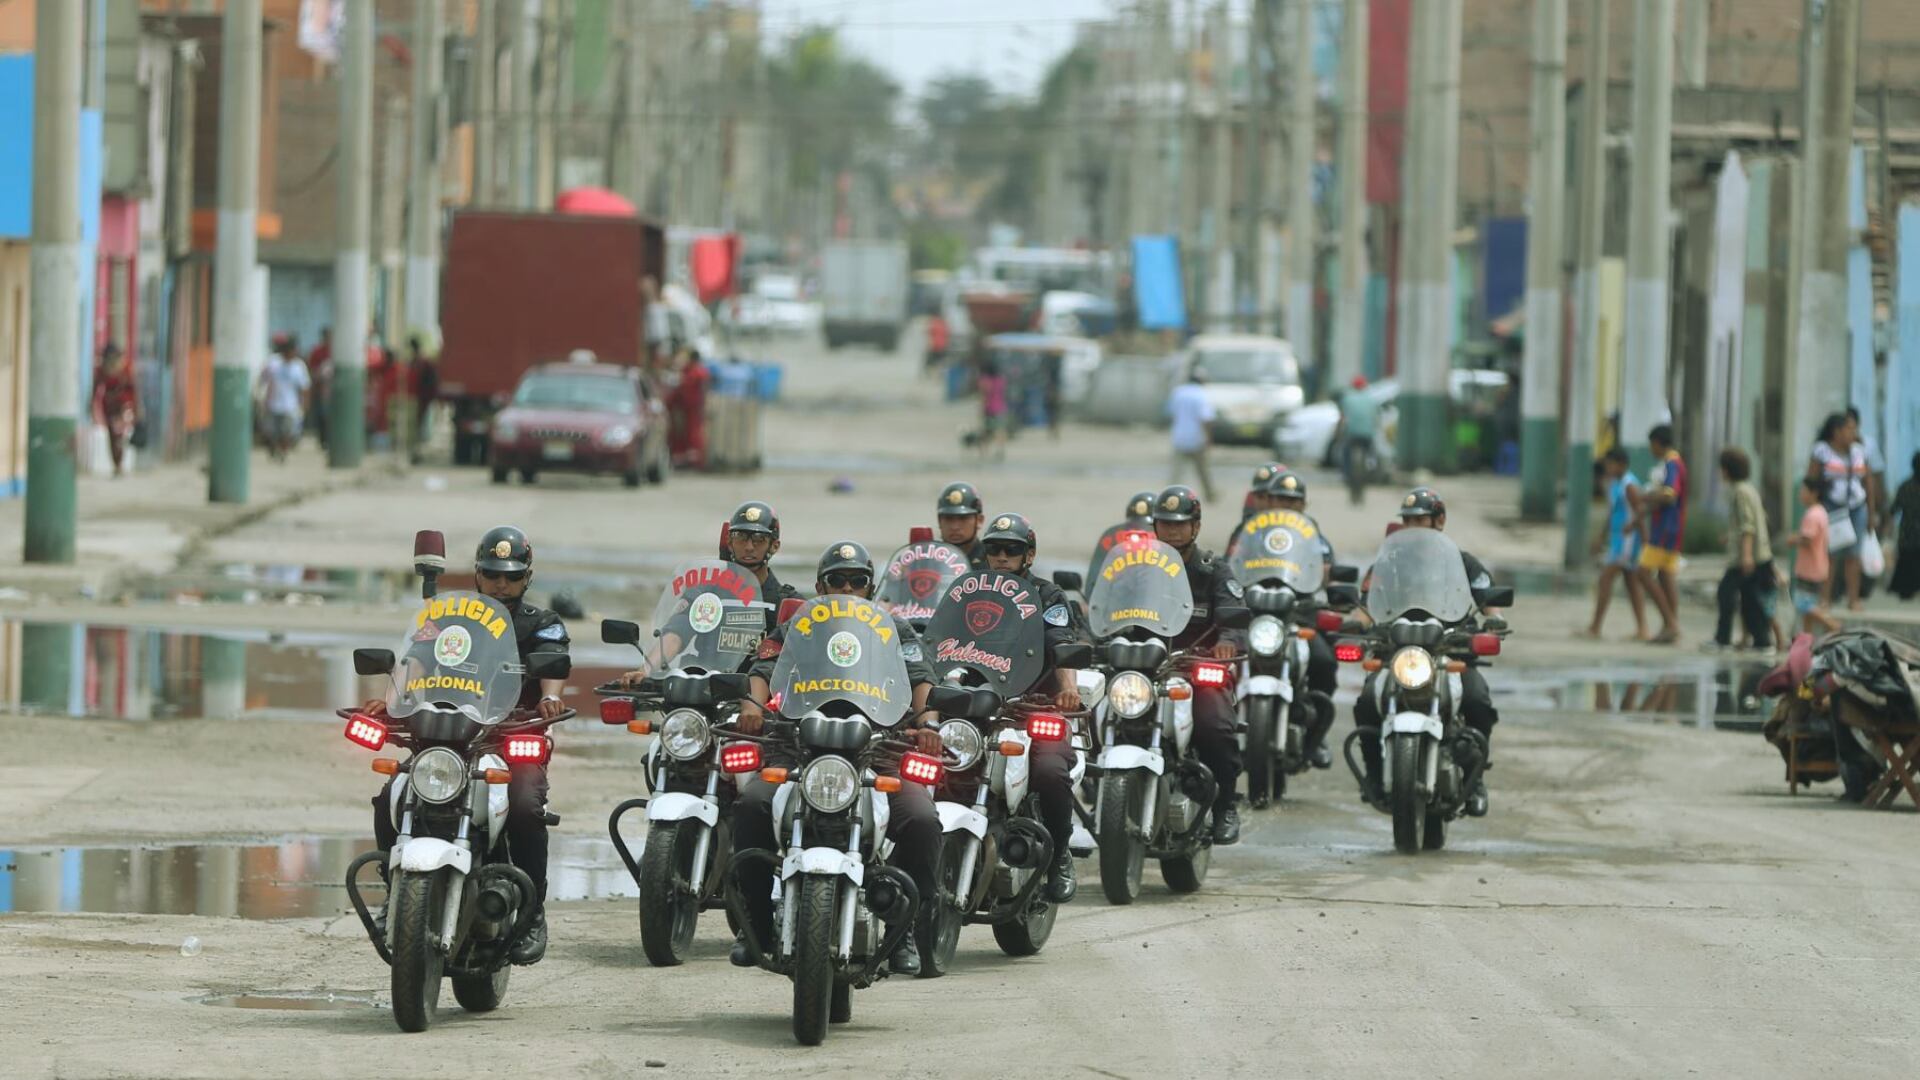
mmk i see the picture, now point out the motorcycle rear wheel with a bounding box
[389,871,446,1033]
[450,966,509,1013]
[638,819,704,967]
[791,876,838,1046]
[993,893,1057,956]
[1097,772,1146,905]
[916,839,967,977]
[1389,736,1427,854]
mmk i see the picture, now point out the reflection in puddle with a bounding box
[198,992,383,1011]
[1489,662,1772,731]
[0,835,637,917]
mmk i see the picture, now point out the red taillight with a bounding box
[720,742,763,774]
[1317,610,1344,633]
[1026,713,1069,742]
[1192,663,1230,688]
[1471,633,1502,657]
[899,752,944,787]
[503,734,551,764]
[1334,642,1365,663]
[344,714,387,751]
[599,697,636,725]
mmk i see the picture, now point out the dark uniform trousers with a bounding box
[1352,667,1498,779]
[1191,685,1240,812]
[1304,635,1338,750]
[1026,735,1077,853]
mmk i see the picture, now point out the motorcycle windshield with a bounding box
[641,560,769,676]
[874,541,973,624]
[1366,528,1474,624]
[923,571,1046,695]
[1088,538,1195,638]
[770,597,914,726]
[1229,510,1325,593]
[389,591,525,725]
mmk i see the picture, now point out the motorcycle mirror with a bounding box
[968,688,1004,719]
[526,652,572,680]
[352,647,397,677]
[926,684,973,716]
[1051,570,1085,594]
[600,619,642,646]
[1330,563,1359,584]
[1053,642,1094,670]
[709,672,751,701]
[1216,606,1253,630]
[1474,586,1515,610]
[1324,584,1361,609]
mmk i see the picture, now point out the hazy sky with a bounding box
[759,0,1117,100]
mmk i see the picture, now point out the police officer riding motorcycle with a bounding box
[936,481,989,570]
[720,500,806,603]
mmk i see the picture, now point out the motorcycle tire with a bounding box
[450,966,509,1014]
[1245,700,1280,809]
[1389,736,1427,854]
[637,819,705,967]
[993,892,1058,957]
[1422,805,1449,850]
[389,870,446,1033]
[791,876,838,1046]
[1160,839,1211,894]
[1097,771,1147,905]
[916,840,968,978]
[830,979,852,1025]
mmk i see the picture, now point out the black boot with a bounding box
[1045,845,1077,903]
[1308,742,1334,769]
[508,907,548,965]
[1465,776,1489,817]
[1210,802,1241,845]
[729,932,754,967]
[1360,768,1387,811]
[888,935,921,975]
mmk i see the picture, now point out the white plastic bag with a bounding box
[1860,530,1887,577]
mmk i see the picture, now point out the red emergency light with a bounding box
[721,742,763,774]
[503,734,552,765]
[1334,642,1366,663]
[1026,713,1069,742]
[1192,663,1230,688]
[599,698,636,726]
[899,752,944,787]
[344,714,388,751]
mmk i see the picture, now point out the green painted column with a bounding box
[24,0,83,564]
[19,622,77,714]
[209,0,262,505]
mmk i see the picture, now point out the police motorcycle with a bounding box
[340,535,573,1033]
[1088,537,1249,904]
[1229,510,1360,807]
[913,571,1097,976]
[722,597,931,1046]
[597,559,772,967]
[1338,527,1511,853]
[875,529,974,632]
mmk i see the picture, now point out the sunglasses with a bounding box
[983,541,1029,558]
[478,568,529,583]
[822,571,872,590]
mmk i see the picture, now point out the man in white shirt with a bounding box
[1166,364,1218,500]
[260,334,312,461]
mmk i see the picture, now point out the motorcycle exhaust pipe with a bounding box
[865,877,911,924]
[469,877,521,942]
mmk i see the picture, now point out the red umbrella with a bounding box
[553,186,636,217]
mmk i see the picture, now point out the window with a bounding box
[512,375,638,415]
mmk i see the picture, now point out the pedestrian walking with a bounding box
[259,334,311,461]
[1709,448,1776,652]
[1788,477,1843,636]
[1808,411,1874,610]
[407,336,438,462]
[974,357,1009,461]
[1632,424,1687,643]
[1335,375,1380,505]
[91,343,140,478]
[1041,349,1063,440]
[1583,447,1650,640]
[307,327,333,451]
[1167,364,1217,501]
[1890,453,1920,600]
[667,347,710,470]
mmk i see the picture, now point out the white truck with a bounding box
[820,240,910,351]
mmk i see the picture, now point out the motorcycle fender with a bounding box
[1242,675,1288,699]
[1385,712,1443,740]
[869,788,891,836]
[646,791,719,827]
[781,846,864,886]
[771,783,797,823]
[1098,744,1165,776]
[391,837,472,875]
[478,752,509,847]
[935,800,989,839]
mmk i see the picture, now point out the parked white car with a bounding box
[1177,334,1305,445]
[733,274,820,337]
[1274,369,1512,467]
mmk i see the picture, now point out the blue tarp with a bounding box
[0,56,34,239]
[1131,235,1187,331]
[1481,217,1527,327]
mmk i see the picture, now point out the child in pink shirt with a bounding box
[1789,478,1841,635]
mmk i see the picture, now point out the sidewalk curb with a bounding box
[168,460,408,574]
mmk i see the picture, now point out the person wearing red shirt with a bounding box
[93,343,140,477]
[667,348,710,470]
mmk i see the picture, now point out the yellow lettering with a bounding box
[1109,608,1162,622]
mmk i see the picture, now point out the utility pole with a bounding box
[533,0,555,208]
[1243,0,1275,332]
[1392,0,1430,441]
[1619,0,1673,474]
[1677,0,1707,89]
[24,0,82,561]
[1286,0,1315,377]
[1402,0,1461,471]
[406,0,443,341]
[1332,0,1368,390]
[1564,0,1609,568]
[380,97,407,353]
[330,0,372,469]
[1520,0,1568,519]
[210,0,262,504]
[507,0,536,209]
[473,0,496,206]
[1208,0,1234,333]
[553,0,573,199]
[1792,0,1858,471]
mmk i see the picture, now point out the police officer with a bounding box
[1151,485,1252,845]
[1123,490,1158,526]
[936,481,988,569]
[367,526,568,965]
[732,542,945,974]
[1265,469,1338,768]
[980,512,1089,902]
[1351,487,1501,816]
[722,500,805,603]
[1241,462,1287,522]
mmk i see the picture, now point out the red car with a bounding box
[488,362,670,487]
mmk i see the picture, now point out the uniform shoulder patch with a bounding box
[535,622,568,642]
[756,638,784,660]
[1042,604,1071,627]
[1224,579,1245,599]
[901,642,924,662]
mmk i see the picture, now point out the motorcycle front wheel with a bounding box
[1389,736,1427,854]
[916,838,968,977]
[1244,699,1282,808]
[1097,771,1147,905]
[637,819,705,967]
[791,875,838,1046]
[389,870,446,1033]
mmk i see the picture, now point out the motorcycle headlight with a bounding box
[1108,670,1155,719]
[1390,647,1435,691]
[939,719,984,771]
[1248,615,1286,656]
[801,756,860,813]
[410,747,468,804]
[659,708,711,761]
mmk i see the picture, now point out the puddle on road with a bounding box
[198,991,382,1012]
[0,835,637,917]
[1490,662,1773,731]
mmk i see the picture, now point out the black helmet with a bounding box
[982,512,1037,551]
[728,500,780,538]
[1250,462,1285,490]
[1266,470,1308,500]
[1152,485,1203,523]
[816,540,874,579]
[1399,485,1446,518]
[936,481,984,517]
[476,525,532,572]
[1124,490,1157,522]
